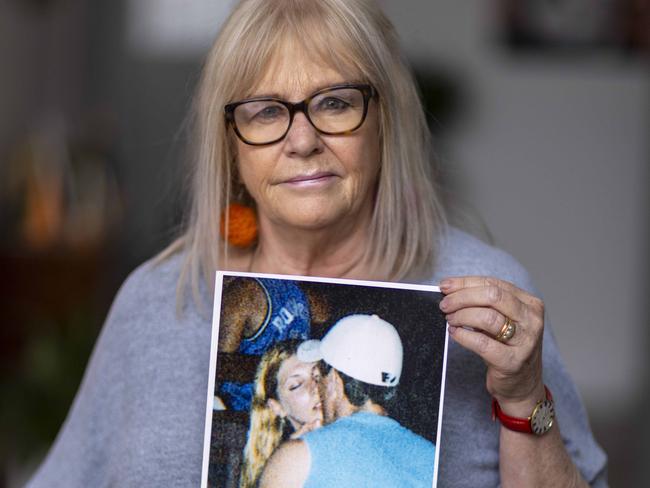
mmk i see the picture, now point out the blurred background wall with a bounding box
[1,0,648,486]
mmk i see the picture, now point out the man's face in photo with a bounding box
[318,365,339,424]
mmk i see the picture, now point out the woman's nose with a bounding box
[284,113,324,158]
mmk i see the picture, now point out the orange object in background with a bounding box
[3,113,123,254]
[22,158,65,250]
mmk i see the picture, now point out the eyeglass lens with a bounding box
[233,87,366,145]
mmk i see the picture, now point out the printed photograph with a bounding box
[201,272,449,488]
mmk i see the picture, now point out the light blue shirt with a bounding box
[303,411,436,488]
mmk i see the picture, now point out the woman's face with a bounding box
[272,355,323,431]
[234,47,381,232]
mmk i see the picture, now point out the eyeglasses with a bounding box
[224,83,377,146]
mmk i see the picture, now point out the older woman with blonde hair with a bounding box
[28,1,607,487]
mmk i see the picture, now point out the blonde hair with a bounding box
[162,0,447,311]
[239,341,299,488]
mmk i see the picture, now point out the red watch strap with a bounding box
[491,386,553,434]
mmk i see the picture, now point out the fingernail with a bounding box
[439,298,449,311]
[440,279,452,290]
[448,325,458,335]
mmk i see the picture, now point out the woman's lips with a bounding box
[282,172,337,187]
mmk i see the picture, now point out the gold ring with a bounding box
[496,317,516,343]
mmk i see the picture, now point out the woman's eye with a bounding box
[255,106,282,120]
[317,97,350,112]
[288,382,302,391]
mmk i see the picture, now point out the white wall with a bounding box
[380,0,649,416]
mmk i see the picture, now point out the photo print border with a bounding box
[201,271,450,488]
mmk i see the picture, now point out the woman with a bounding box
[239,341,323,488]
[27,1,607,487]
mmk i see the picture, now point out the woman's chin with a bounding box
[265,206,358,233]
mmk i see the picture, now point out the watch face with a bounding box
[531,400,555,435]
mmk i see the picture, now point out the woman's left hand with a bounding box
[439,276,546,405]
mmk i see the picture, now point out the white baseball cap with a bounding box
[297,314,403,387]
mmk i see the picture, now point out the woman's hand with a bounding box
[439,276,546,408]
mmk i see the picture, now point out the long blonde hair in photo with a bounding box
[239,341,299,488]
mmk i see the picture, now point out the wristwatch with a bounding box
[492,386,555,435]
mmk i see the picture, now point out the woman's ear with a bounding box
[267,398,286,418]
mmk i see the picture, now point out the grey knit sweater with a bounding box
[27,228,607,487]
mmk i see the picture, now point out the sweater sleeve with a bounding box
[507,256,608,486]
[541,314,608,486]
[433,228,608,487]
